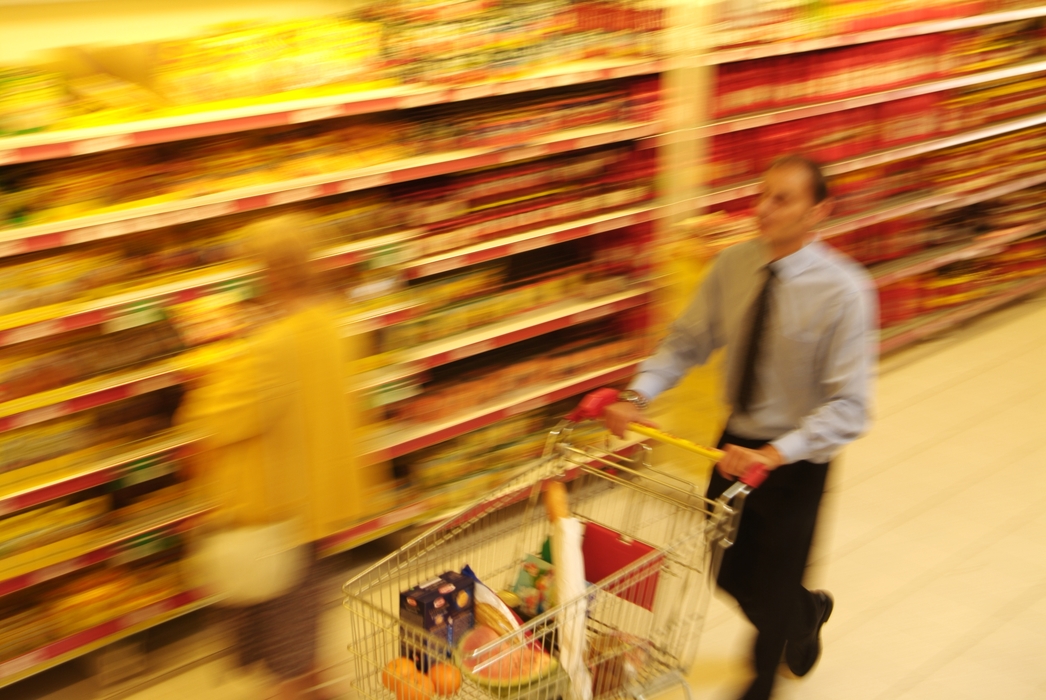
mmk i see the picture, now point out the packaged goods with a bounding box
[154,18,386,105]
[0,68,67,135]
[0,496,110,558]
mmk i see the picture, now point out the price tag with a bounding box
[0,649,49,679]
[456,84,495,101]
[118,457,175,488]
[420,259,457,278]
[509,236,548,255]
[104,301,164,334]
[132,374,179,397]
[124,601,168,628]
[448,339,495,362]
[217,278,256,302]
[369,244,405,269]
[399,90,446,110]
[269,185,324,206]
[5,319,62,345]
[0,240,27,258]
[28,558,82,586]
[575,134,613,150]
[507,398,543,417]
[500,145,550,164]
[572,306,612,324]
[289,105,346,123]
[341,173,392,192]
[71,134,135,156]
[113,532,176,566]
[11,404,66,430]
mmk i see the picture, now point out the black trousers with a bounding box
[706,432,830,700]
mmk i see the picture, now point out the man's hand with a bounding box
[603,400,658,438]
[716,443,784,481]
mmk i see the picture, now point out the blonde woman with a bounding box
[178,213,362,700]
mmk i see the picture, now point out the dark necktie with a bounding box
[736,266,775,415]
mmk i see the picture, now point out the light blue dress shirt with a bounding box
[631,238,878,465]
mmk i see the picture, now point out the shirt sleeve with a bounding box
[771,284,878,464]
[630,260,726,401]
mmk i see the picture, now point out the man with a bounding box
[603,155,877,700]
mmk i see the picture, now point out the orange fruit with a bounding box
[382,658,421,693]
[428,663,462,697]
[396,672,435,700]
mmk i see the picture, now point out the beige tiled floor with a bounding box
[18,290,1046,700]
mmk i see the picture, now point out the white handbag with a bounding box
[188,519,307,606]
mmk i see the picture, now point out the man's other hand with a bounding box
[603,401,657,438]
[716,443,784,481]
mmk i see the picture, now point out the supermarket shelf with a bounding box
[696,109,1046,208]
[320,437,646,556]
[359,359,641,464]
[703,58,1046,136]
[935,169,1046,212]
[0,230,420,349]
[0,361,185,435]
[358,286,658,391]
[872,222,1046,287]
[820,169,1046,239]
[702,5,1046,64]
[317,496,444,557]
[312,229,423,270]
[0,121,658,261]
[0,267,254,348]
[0,499,207,598]
[341,302,422,337]
[0,60,665,167]
[879,273,1046,354]
[0,431,200,518]
[0,588,211,689]
[403,204,663,279]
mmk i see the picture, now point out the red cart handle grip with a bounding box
[740,464,769,488]
[567,387,620,422]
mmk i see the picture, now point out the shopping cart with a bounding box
[344,388,767,700]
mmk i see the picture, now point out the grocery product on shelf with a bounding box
[0,496,109,559]
[0,82,648,234]
[153,18,387,106]
[0,69,67,136]
[0,1,663,137]
[391,322,646,425]
[0,319,183,404]
[362,0,662,85]
[708,0,1040,50]
[0,561,186,664]
[0,118,411,229]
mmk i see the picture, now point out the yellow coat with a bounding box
[177,301,363,545]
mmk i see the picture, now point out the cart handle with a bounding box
[569,388,769,488]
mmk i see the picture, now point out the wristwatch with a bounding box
[617,389,648,411]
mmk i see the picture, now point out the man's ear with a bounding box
[809,197,834,227]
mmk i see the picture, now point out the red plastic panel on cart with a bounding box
[582,522,661,612]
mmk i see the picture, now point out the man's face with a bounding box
[755,165,829,250]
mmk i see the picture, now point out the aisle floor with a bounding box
[16,290,1046,700]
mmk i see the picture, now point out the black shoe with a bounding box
[784,590,833,678]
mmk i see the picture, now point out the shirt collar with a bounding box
[767,240,824,281]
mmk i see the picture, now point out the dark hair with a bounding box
[770,155,829,204]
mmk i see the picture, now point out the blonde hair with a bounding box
[241,213,320,302]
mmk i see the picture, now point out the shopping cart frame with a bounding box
[343,415,764,700]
